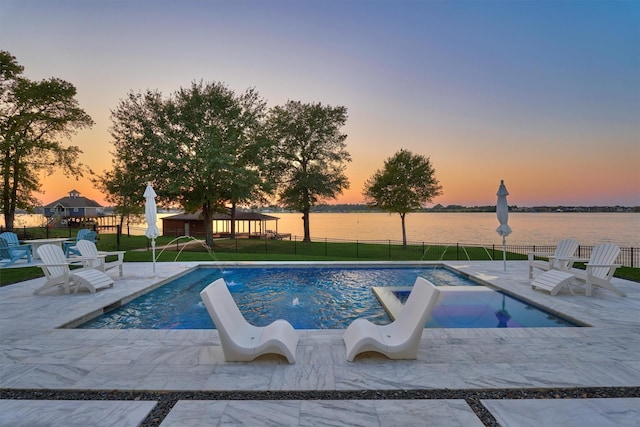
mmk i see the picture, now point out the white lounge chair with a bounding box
[532,243,624,297]
[528,238,579,278]
[76,240,125,277]
[343,277,440,362]
[200,278,299,363]
[34,244,114,295]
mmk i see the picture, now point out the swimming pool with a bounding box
[77,266,578,329]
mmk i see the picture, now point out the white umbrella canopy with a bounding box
[496,180,512,271]
[144,182,160,273]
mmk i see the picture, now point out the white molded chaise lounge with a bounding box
[76,240,125,277]
[528,238,579,279]
[343,277,440,362]
[532,242,624,297]
[34,244,114,295]
[200,279,299,363]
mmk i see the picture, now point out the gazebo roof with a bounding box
[162,211,279,221]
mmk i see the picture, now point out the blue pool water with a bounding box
[77,266,578,329]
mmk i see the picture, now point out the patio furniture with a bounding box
[63,229,97,257]
[0,238,32,267]
[343,277,440,362]
[76,240,125,277]
[34,244,113,295]
[528,238,580,279]
[200,278,299,363]
[0,231,22,246]
[532,243,625,297]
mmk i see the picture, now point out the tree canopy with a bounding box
[0,50,93,230]
[103,81,271,245]
[267,101,350,242]
[363,149,442,246]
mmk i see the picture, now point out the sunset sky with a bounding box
[1,0,639,208]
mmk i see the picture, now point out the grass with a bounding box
[1,232,639,286]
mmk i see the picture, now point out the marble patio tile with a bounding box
[418,343,476,363]
[299,400,377,426]
[159,400,228,426]
[456,362,532,389]
[135,344,208,366]
[270,363,335,390]
[138,364,212,390]
[0,399,156,427]
[375,399,484,427]
[21,343,98,364]
[335,362,467,390]
[0,364,36,387]
[77,344,156,365]
[482,398,640,427]
[6,363,96,388]
[70,363,157,390]
[512,362,615,388]
[220,400,300,426]
[297,342,344,365]
[202,365,276,391]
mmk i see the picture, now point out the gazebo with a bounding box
[161,211,284,239]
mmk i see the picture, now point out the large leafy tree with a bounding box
[363,149,443,247]
[0,51,93,230]
[103,82,272,246]
[267,101,350,242]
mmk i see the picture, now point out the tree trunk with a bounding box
[230,203,236,239]
[400,212,407,248]
[202,201,214,248]
[302,208,311,242]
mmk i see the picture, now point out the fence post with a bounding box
[325,238,327,256]
[388,240,391,258]
[294,236,297,255]
[116,224,121,250]
[356,240,359,258]
[265,236,268,254]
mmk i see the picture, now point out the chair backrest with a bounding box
[37,244,69,279]
[393,277,440,334]
[83,231,97,242]
[555,238,579,257]
[588,243,620,280]
[0,238,12,258]
[200,278,250,346]
[551,238,580,269]
[76,240,100,268]
[0,232,20,246]
[76,229,91,242]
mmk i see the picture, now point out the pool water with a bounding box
[77,266,578,330]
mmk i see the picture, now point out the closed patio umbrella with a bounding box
[496,180,512,272]
[144,182,160,273]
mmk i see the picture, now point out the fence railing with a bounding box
[4,225,637,268]
[160,231,639,268]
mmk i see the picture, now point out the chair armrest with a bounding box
[585,263,622,268]
[528,251,554,257]
[556,256,589,263]
[100,251,125,261]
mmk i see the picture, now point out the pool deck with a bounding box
[1,260,639,426]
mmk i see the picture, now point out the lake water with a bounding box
[5,212,639,247]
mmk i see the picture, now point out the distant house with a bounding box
[43,190,104,227]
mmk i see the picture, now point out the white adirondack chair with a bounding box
[34,244,113,295]
[528,238,580,278]
[76,240,125,277]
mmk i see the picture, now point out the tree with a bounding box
[363,149,443,247]
[0,51,93,230]
[267,101,350,242]
[103,82,272,246]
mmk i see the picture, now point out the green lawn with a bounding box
[1,233,638,286]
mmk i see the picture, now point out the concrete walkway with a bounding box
[1,261,639,426]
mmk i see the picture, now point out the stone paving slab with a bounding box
[159,399,484,427]
[482,397,640,427]
[0,399,156,427]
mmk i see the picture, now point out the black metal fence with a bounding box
[161,231,639,268]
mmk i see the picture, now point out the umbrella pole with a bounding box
[502,235,507,272]
[152,239,156,273]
